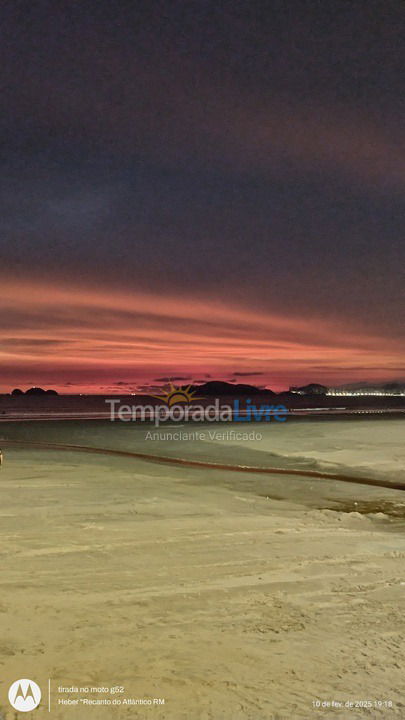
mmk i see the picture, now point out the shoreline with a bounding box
[0,407,404,423]
[1,442,405,718]
[2,438,405,492]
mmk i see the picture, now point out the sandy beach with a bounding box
[1,420,405,719]
[2,0,404,716]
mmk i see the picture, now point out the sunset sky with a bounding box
[1,1,404,393]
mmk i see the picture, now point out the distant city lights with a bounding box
[327,390,405,397]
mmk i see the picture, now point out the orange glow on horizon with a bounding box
[0,278,404,393]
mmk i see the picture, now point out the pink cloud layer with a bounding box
[0,279,403,393]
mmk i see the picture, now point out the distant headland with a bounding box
[11,387,59,396]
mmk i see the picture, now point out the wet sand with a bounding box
[3,438,405,491]
[1,447,405,718]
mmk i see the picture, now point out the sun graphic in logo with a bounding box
[152,382,203,407]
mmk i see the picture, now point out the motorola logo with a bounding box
[8,678,41,712]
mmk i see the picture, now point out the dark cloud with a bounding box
[154,376,192,383]
[2,338,63,347]
[0,1,403,389]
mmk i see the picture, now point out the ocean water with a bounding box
[1,416,404,486]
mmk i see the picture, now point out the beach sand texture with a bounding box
[0,421,405,718]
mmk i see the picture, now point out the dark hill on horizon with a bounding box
[190,381,275,396]
[11,387,59,396]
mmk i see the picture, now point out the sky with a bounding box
[1,0,404,393]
